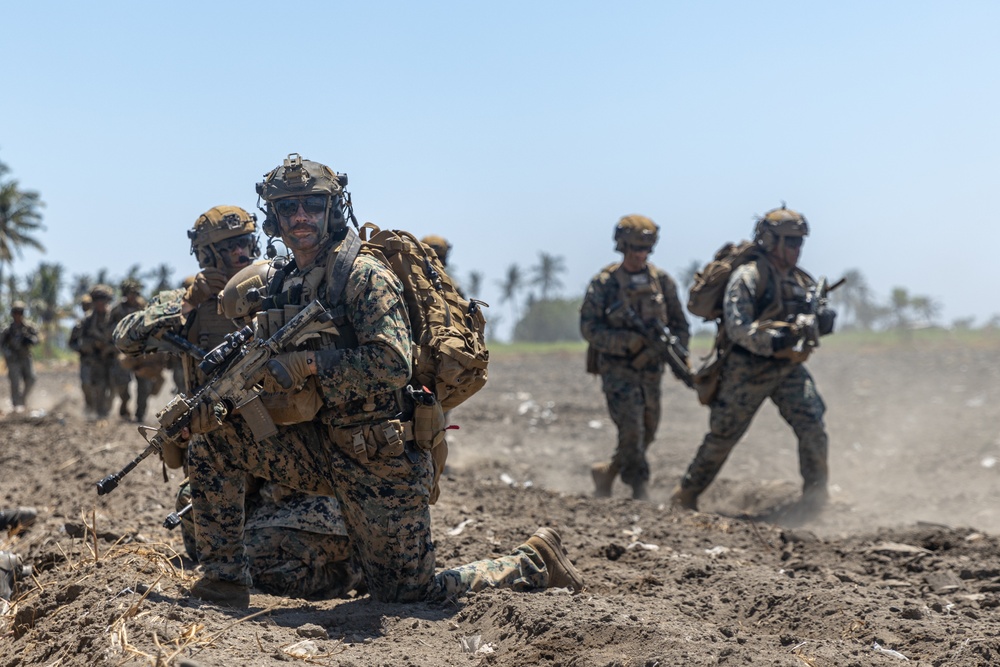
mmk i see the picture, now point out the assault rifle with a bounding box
[785,276,845,353]
[96,300,331,495]
[607,300,694,389]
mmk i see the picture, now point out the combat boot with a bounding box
[0,551,30,602]
[631,481,648,501]
[190,576,250,608]
[590,461,619,498]
[0,507,37,531]
[670,484,700,511]
[524,527,585,592]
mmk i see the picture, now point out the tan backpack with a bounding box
[358,224,489,411]
[687,240,765,321]
[357,225,489,504]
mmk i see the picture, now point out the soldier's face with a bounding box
[217,235,253,272]
[622,246,650,272]
[93,299,110,314]
[277,198,325,254]
[771,236,802,271]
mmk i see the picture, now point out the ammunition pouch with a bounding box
[692,342,733,406]
[327,418,409,465]
[412,399,446,451]
[585,344,599,375]
[260,376,324,425]
[161,437,187,469]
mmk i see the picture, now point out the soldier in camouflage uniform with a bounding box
[77,285,118,421]
[580,215,691,500]
[1,301,40,414]
[109,279,150,421]
[114,205,360,599]
[671,205,835,512]
[176,154,583,608]
[68,294,96,417]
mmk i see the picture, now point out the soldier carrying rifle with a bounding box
[580,214,691,501]
[672,204,837,514]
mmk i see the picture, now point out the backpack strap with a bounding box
[324,227,363,325]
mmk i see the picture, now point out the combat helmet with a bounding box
[255,153,351,246]
[421,235,452,266]
[120,278,143,298]
[614,214,659,253]
[219,261,274,322]
[89,284,114,302]
[753,203,809,252]
[188,205,260,270]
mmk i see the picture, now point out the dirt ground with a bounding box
[4,337,1000,666]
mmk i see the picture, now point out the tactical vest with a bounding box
[587,262,670,374]
[262,241,395,428]
[611,263,669,326]
[79,311,115,360]
[179,289,241,392]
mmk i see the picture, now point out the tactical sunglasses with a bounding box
[782,237,804,249]
[216,234,254,253]
[273,195,327,217]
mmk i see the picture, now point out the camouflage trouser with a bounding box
[133,375,156,421]
[680,348,828,494]
[112,362,133,417]
[600,364,662,486]
[5,356,35,408]
[187,419,548,602]
[176,480,360,599]
[81,357,114,418]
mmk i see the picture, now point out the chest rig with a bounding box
[610,264,669,327]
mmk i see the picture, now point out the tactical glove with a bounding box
[262,351,315,393]
[187,268,230,307]
[771,329,798,354]
[817,307,837,336]
[188,400,224,435]
[624,332,646,356]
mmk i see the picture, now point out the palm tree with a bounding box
[497,264,525,325]
[529,252,566,301]
[0,158,46,311]
[678,259,701,293]
[26,262,64,356]
[467,271,483,299]
[889,287,911,330]
[910,295,940,326]
[71,274,93,300]
[146,263,175,296]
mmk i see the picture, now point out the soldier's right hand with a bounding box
[625,332,646,356]
[771,329,798,354]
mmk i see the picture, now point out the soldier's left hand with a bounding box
[262,351,316,393]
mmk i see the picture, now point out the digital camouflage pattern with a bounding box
[113,277,356,597]
[189,234,552,601]
[77,310,119,419]
[110,296,152,420]
[678,258,829,497]
[1,316,39,409]
[580,262,690,487]
[176,478,359,599]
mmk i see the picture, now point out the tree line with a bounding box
[2,154,995,353]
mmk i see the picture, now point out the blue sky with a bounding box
[3,2,998,336]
